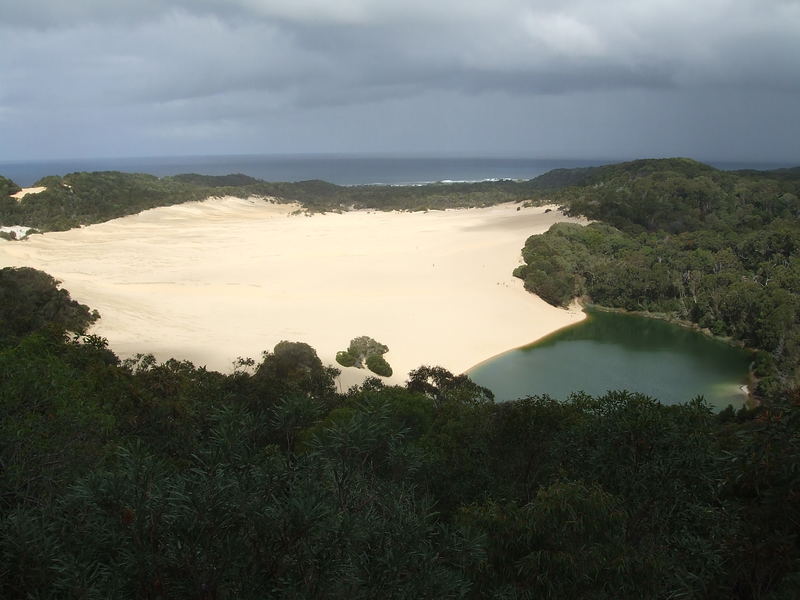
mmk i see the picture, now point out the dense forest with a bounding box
[2,158,800,597]
[514,158,800,402]
[1,266,799,598]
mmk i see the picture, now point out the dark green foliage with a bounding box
[406,365,494,406]
[0,267,99,341]
[0,176,21,198]
[459,482,646,599]
[169,172,261,187]
[337,336,394,376]
[335,349,356,367]
[522,165,604,191]
[270,178,544,213]
[718,404,800,598]
[365,354,392,377]
[551,158,800,235]
[347,335,389,364]
[514,161,800,398]
[254,341,339,401]
[2,397,483,598]
[0,333,117,509]
[3,155,800,596]
[0,172,209,231]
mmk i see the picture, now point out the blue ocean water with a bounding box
[0,154,611,187]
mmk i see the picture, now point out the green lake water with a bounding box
[468,310,752,411]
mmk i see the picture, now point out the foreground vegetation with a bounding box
[1,267,799,598]
[2,158,800,597]
[514,158,800,402]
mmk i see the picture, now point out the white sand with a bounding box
[1,226,35,240]
[11,186,46,200]
[0,197,587,388]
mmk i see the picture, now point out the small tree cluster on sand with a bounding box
[336,335,393,377]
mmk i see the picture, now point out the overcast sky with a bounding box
[1,0,799,163]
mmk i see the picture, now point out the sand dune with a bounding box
[11,186,47,200]
[0,197,587,388]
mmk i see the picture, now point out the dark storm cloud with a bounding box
[1,0,799,161]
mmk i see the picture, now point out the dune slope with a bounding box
[0,198,586,387]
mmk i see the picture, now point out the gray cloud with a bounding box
[1,1,799,162]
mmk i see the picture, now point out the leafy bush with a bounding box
[0,175,20,198]
[0,267,99,341]
[335,350,356,367]
[255,341,339,400]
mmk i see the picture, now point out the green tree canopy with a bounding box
[0,267,99,342]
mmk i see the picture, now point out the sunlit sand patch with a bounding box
[0,197,587,388]
[11,186,47,201]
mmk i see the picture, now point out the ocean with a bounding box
[1,155,794,188]
[0,155,608,187]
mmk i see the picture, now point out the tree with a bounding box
[366,354,392,377]
[346,336,389,368]
[406,366,494,406]
[335,350,356,367]
[255,341,339,400]
[0,175,21,198]
[336,336,394,377]
[0,267,99,342]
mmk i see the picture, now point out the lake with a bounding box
[468,309,752,411]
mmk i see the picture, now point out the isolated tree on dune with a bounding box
[336,335,394,377]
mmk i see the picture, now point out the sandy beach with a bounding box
[0,198,586,388]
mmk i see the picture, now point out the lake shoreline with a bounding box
[469,308,753,410]
[465,299,587,374]
[582,303,758,408]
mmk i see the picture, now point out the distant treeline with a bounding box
[513,158,800,401]
[3,159,798,235]
[1,266,799,598]
[0,170,556,232]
